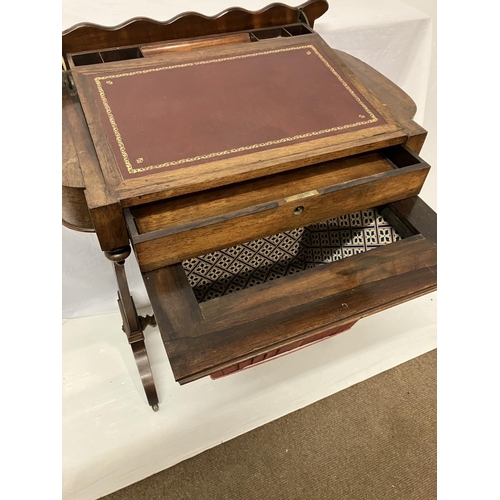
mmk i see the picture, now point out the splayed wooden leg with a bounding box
[106,246,159,411]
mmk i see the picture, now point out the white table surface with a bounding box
[62,2,436,499]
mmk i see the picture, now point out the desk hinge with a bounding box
[62,70,78,96]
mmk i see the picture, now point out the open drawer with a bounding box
[139,195,436,385]
[126,145,430,272]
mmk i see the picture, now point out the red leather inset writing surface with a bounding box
[90,44,386,179]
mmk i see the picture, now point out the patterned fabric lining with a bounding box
[182,208,401,303]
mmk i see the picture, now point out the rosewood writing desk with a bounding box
[62,0,437,411]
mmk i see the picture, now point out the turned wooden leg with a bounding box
[105,245,159,411]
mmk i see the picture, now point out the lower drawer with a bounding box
[141,197,436,384]
[127,145,429,272]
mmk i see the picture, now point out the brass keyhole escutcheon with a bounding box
[294,206,305,215]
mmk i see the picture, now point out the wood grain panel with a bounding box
[199,235,436,330]
[140,33,251,56]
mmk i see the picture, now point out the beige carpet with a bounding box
[101,349,437,500]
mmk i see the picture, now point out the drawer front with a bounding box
[127,146,430,272]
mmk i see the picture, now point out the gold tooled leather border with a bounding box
[94,45,379,175]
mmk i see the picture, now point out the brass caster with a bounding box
[152,404,159,412]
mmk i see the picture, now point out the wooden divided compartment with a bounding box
[69,47,144,67]
[66,23,314,68]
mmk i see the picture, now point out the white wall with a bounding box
[399,0,436,209]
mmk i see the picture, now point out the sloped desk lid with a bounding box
[72,36,405,201]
